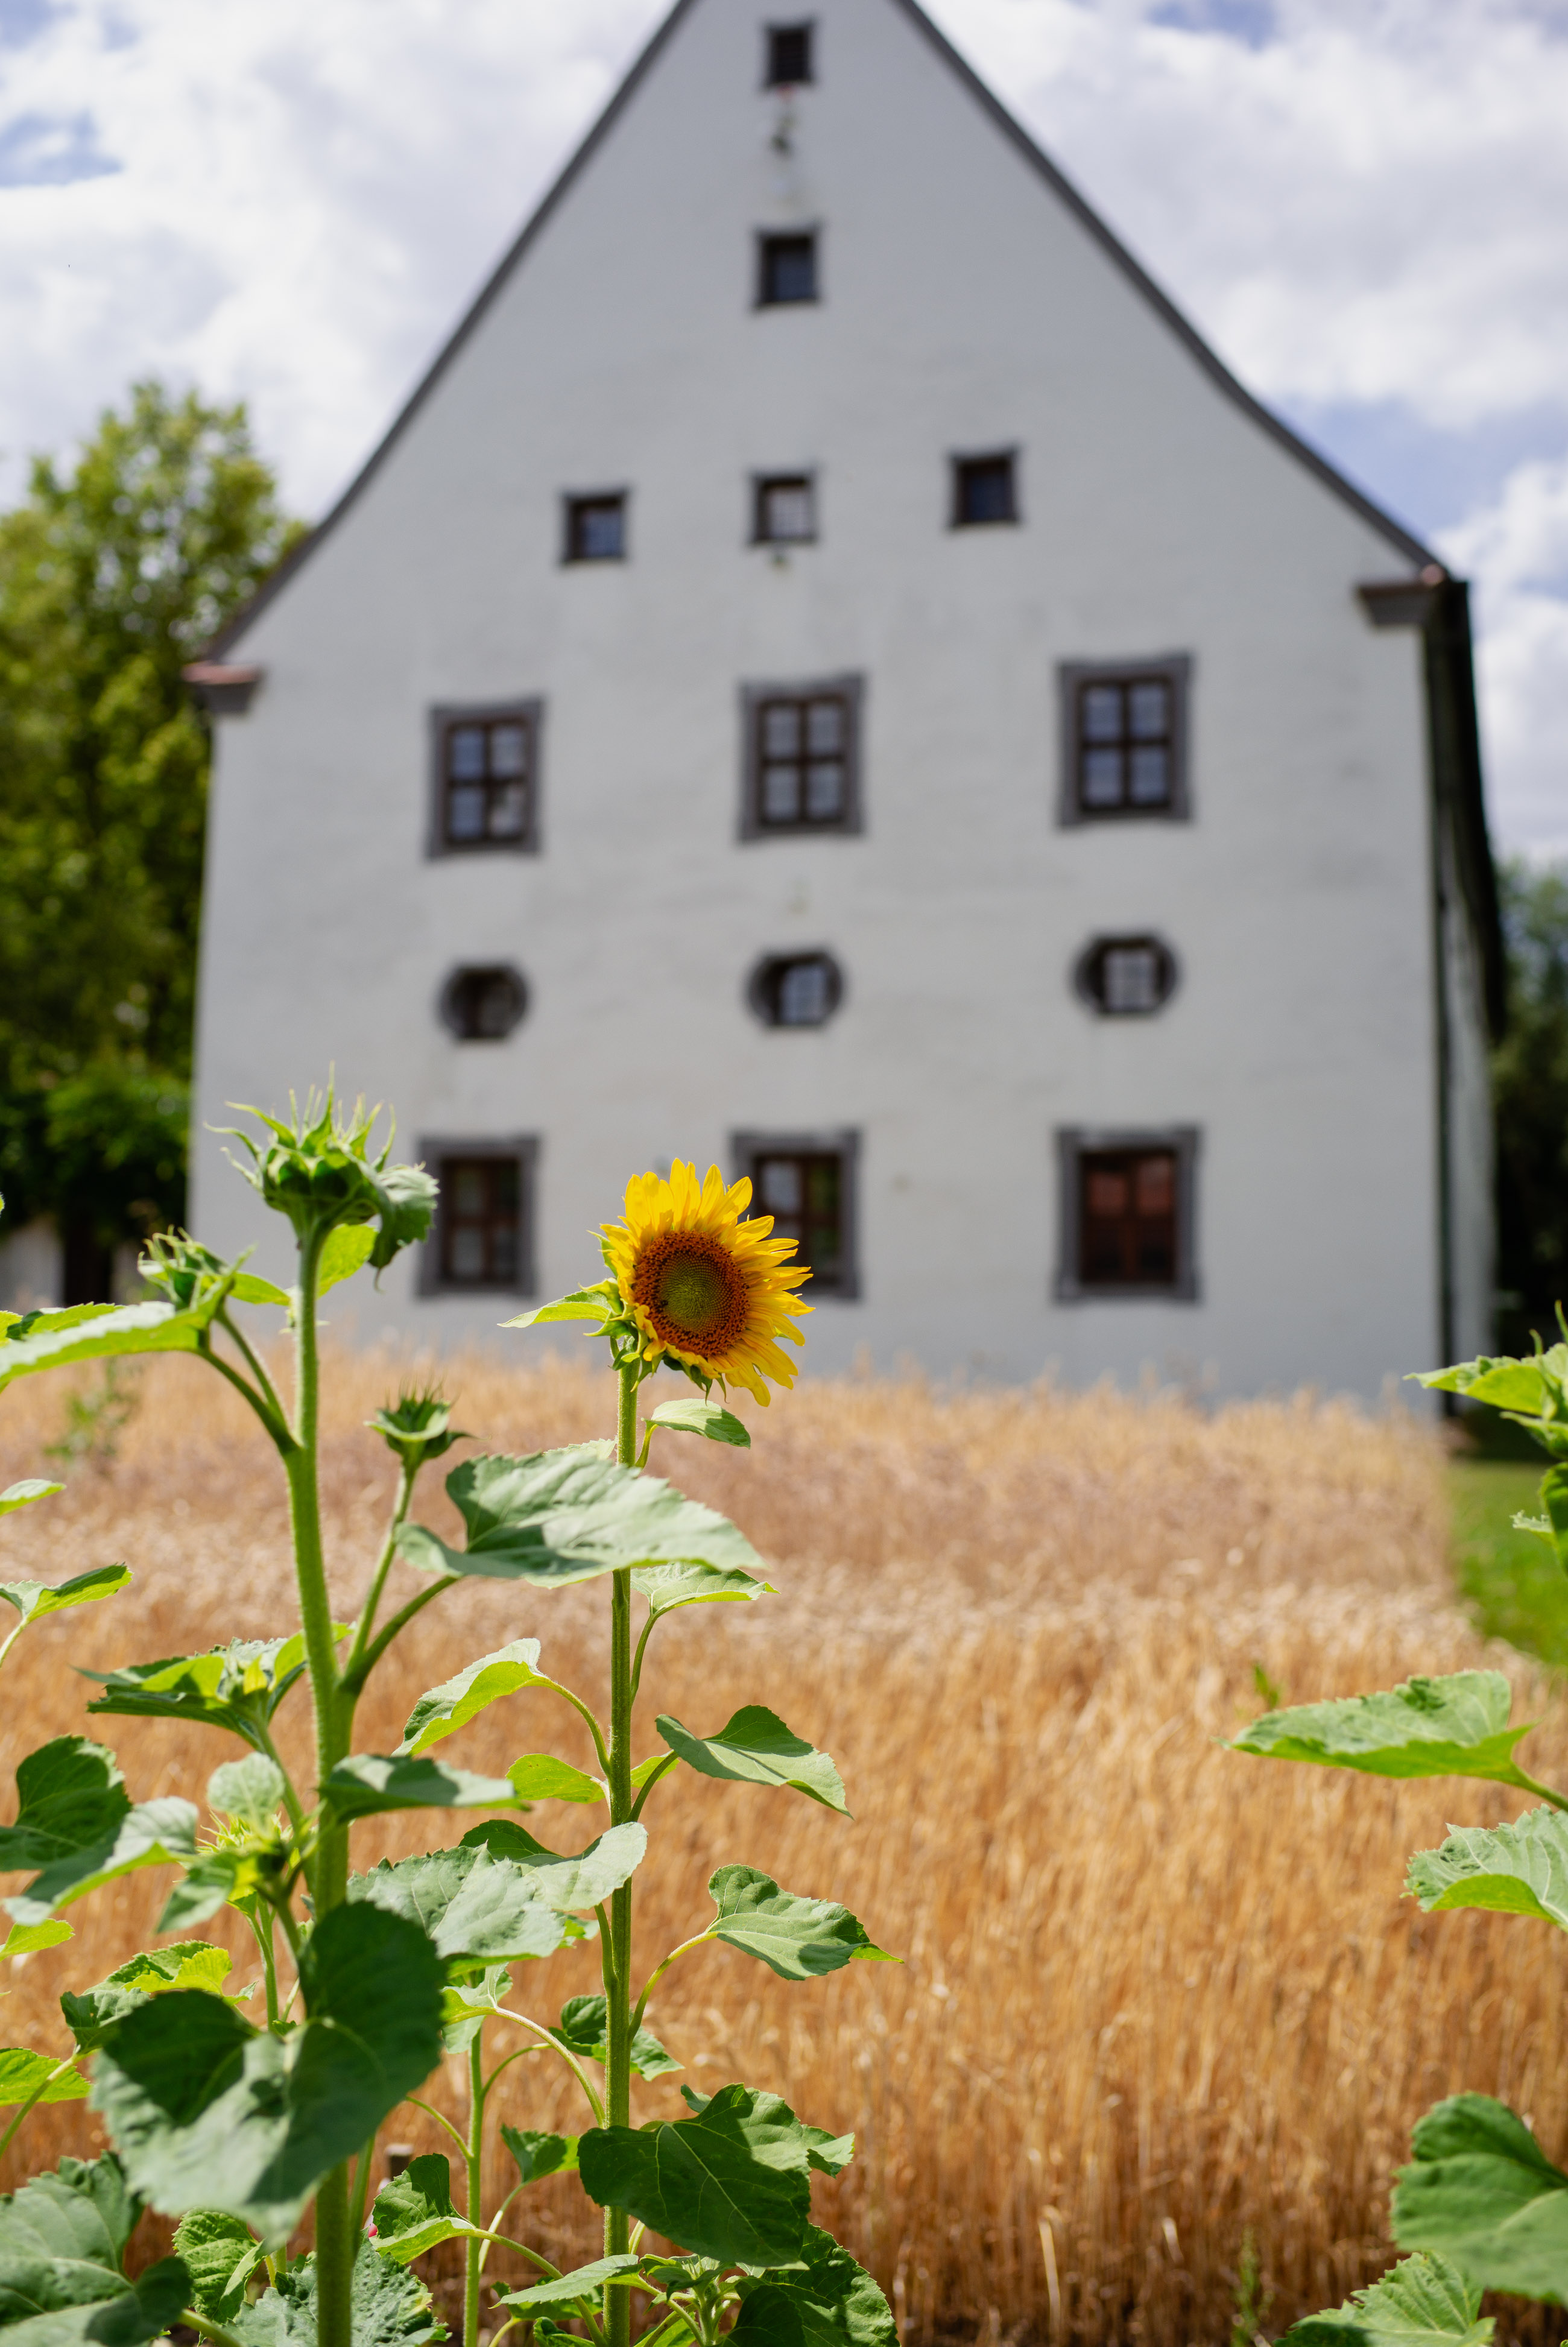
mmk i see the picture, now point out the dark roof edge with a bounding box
[214,0,1437,657]
[890,0,1437,573]
[209,0,704,656]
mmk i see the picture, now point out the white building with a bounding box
[185,0,1502,1397]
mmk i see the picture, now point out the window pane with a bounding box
[1087,1169,1128,1218]
[762,235,816,303]
[958,457,1014,525]
[759,1157,802,1215]
[490,1229,518,1281]
[487,785,526,838]
[1081,748,1122,807]
[575,502,624,560]
[1081,686,1122,743]
[1103,947,1159,1014]
[761,763,800,823]
[805,699,843,753]
[1128,745,1170,805]
[448,726,487,780]
[447,785,487,841]
[1137,1156,1174,1213]
[763,703,801,756]
[475,978,516,1037]
[805,759,844,820]
[489,723,527,777]
[449,1230,485,1280]
[1128,681,1169,739]
[767,24,812,84]
[452,1166,487,1216]
[777,959,830,1025]
[762,481,813,541]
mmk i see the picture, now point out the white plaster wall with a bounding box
[192,0,1450,1397]
[0,1221,62,1315]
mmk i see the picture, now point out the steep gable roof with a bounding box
[213,0,1435,655]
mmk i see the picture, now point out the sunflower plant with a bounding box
[0,1097,893,2347]
[1226,1328,1568,2347]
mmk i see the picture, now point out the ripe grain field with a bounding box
[0,1351,1561,2346]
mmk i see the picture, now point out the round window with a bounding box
[440,964,529,1041]
[1073,935,1178,1017]
[748,952,844,1029]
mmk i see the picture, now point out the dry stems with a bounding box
[0,1348,1558,2344]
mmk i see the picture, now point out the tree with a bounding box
[1493,857,1568,1353]
[0,381,300,1296]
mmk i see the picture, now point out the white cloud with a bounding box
[0,0,1563,851]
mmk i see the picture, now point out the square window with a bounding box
[420,1140,537,1296]
[1056,1128,1198,1300]
[564,493,627,563]
[429,703,541,855]
[765,22,813,84]
[953,452,1017,527]
[742,675,863,837]
[759,232,818,306]
[754,473,816,544]
[1058,657,1191,824]
[735,1129,858,1296]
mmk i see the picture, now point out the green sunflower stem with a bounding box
[603,1360,640,2347]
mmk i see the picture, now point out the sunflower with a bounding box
[600,1161,811,1404]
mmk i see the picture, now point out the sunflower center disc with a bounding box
[655,1251,731,1336]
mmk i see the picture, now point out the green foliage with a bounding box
[646,1398,752,1448]
[0,2152,188,2343]
[1493,860,1568,1354]
[1230,1670,1544,1790]
[657,1705,849,1813]
[60,1941,238,2052]
[227,2240,446,2347]
[457,1819,646,1911]
[0,1565,130,1631]
[1407,1806,1568,1925]
[578,2086,820,2267]
[733,2224,899,2347]
[345,1846,572,1963]
[500,2127,577,2184]
[706,1865,893,1980]
[0,2051,87,2108]
[0,382,299,1263]
[83,1632,332,1749]
[367,2155,483,2266]
[1277,2252,1490,2347]
[548,1995,680,2079]
[1392,2096,1568,2303]
[172,2209,267,2326]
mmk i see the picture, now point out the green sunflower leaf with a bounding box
[0,1917,72,1960]
[397,1641,555,1756]
[0,1565,131,1630]
[174,2208,268,2326]
[657,1707,849,1815]
[368,2154,482,2266]
[497,2257,640,2316]
[92,1906,444,2243]
[458,1819,646,1912]
[317,1225,376,1297]
[734,2226,898,2347]
[0,1742,198,1927]
[0,1480,63,1517]
[0,2151,186,2345]
[548,1994,679,2079]
[84,1631,347,1752]
[207,1755,288,1830]
[63,1941,237,2052]
[346,1843,571,1962]
[0,1282,236,1393]
[577,2083,821,2267]
[647,1399,751,1448]
[1407,1807,1568,1928]
[706,1866,895,1981]
[1277,2252,1491,2347]
[0,2048,89,2106]
[499,1285,619,1331]
[508,1755,602,1804]
[677,2088,850,2173]
[1230,1672,1543,1789]
[500,2127,578,2185]
[228,2240,447,2346]
[320,1755,524,1824]
[396,1448,760,1589]
[1392,2094,1568,2302]
[631,1561,773,1617]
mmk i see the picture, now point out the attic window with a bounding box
[765,23,814,86]
[429,702,540,856]
[564,493,627,563]
[758,232,817,306]
[754,473,815,544]
[1059,657,1191,824]
[952,452,1017,527]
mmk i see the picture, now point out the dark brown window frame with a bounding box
[1055,1126,1200,1303]
[755,229,820,308]
[438,963,530,1042]
[739,672,864,839]
[561,491,628,564]
[426,700,542,859]
[950,447,1019,528]
[751,471,817,546]
[1058,654,1192,826]
[733,1127,859,1300]
[417,1135,538,1298]
[763,20,815,86]
[1072,933,1180,1019]
[747,949,846,1029]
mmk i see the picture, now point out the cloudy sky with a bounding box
[1,0,1563,856]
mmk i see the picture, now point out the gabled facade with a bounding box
[185,0,1501,1396]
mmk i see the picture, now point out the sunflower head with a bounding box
[599,1161,810,1405]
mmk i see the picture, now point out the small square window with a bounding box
[1056,1128,1198,1300]
[735,1129,858,1296]
[741,674,863,837]
[758,232,818,306]
[429,703,540,855]
[564,493,627,563]
[754,473,816,544]
[1059,657,1191,824]
[952,452,1017,527]
[419,1139,537,1296]
[765,22,814,84]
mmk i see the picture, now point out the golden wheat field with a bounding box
[0,1345,1561,2345]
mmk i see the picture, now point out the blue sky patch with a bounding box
[0,109,121,186]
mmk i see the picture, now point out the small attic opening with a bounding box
[765,22,814,87]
